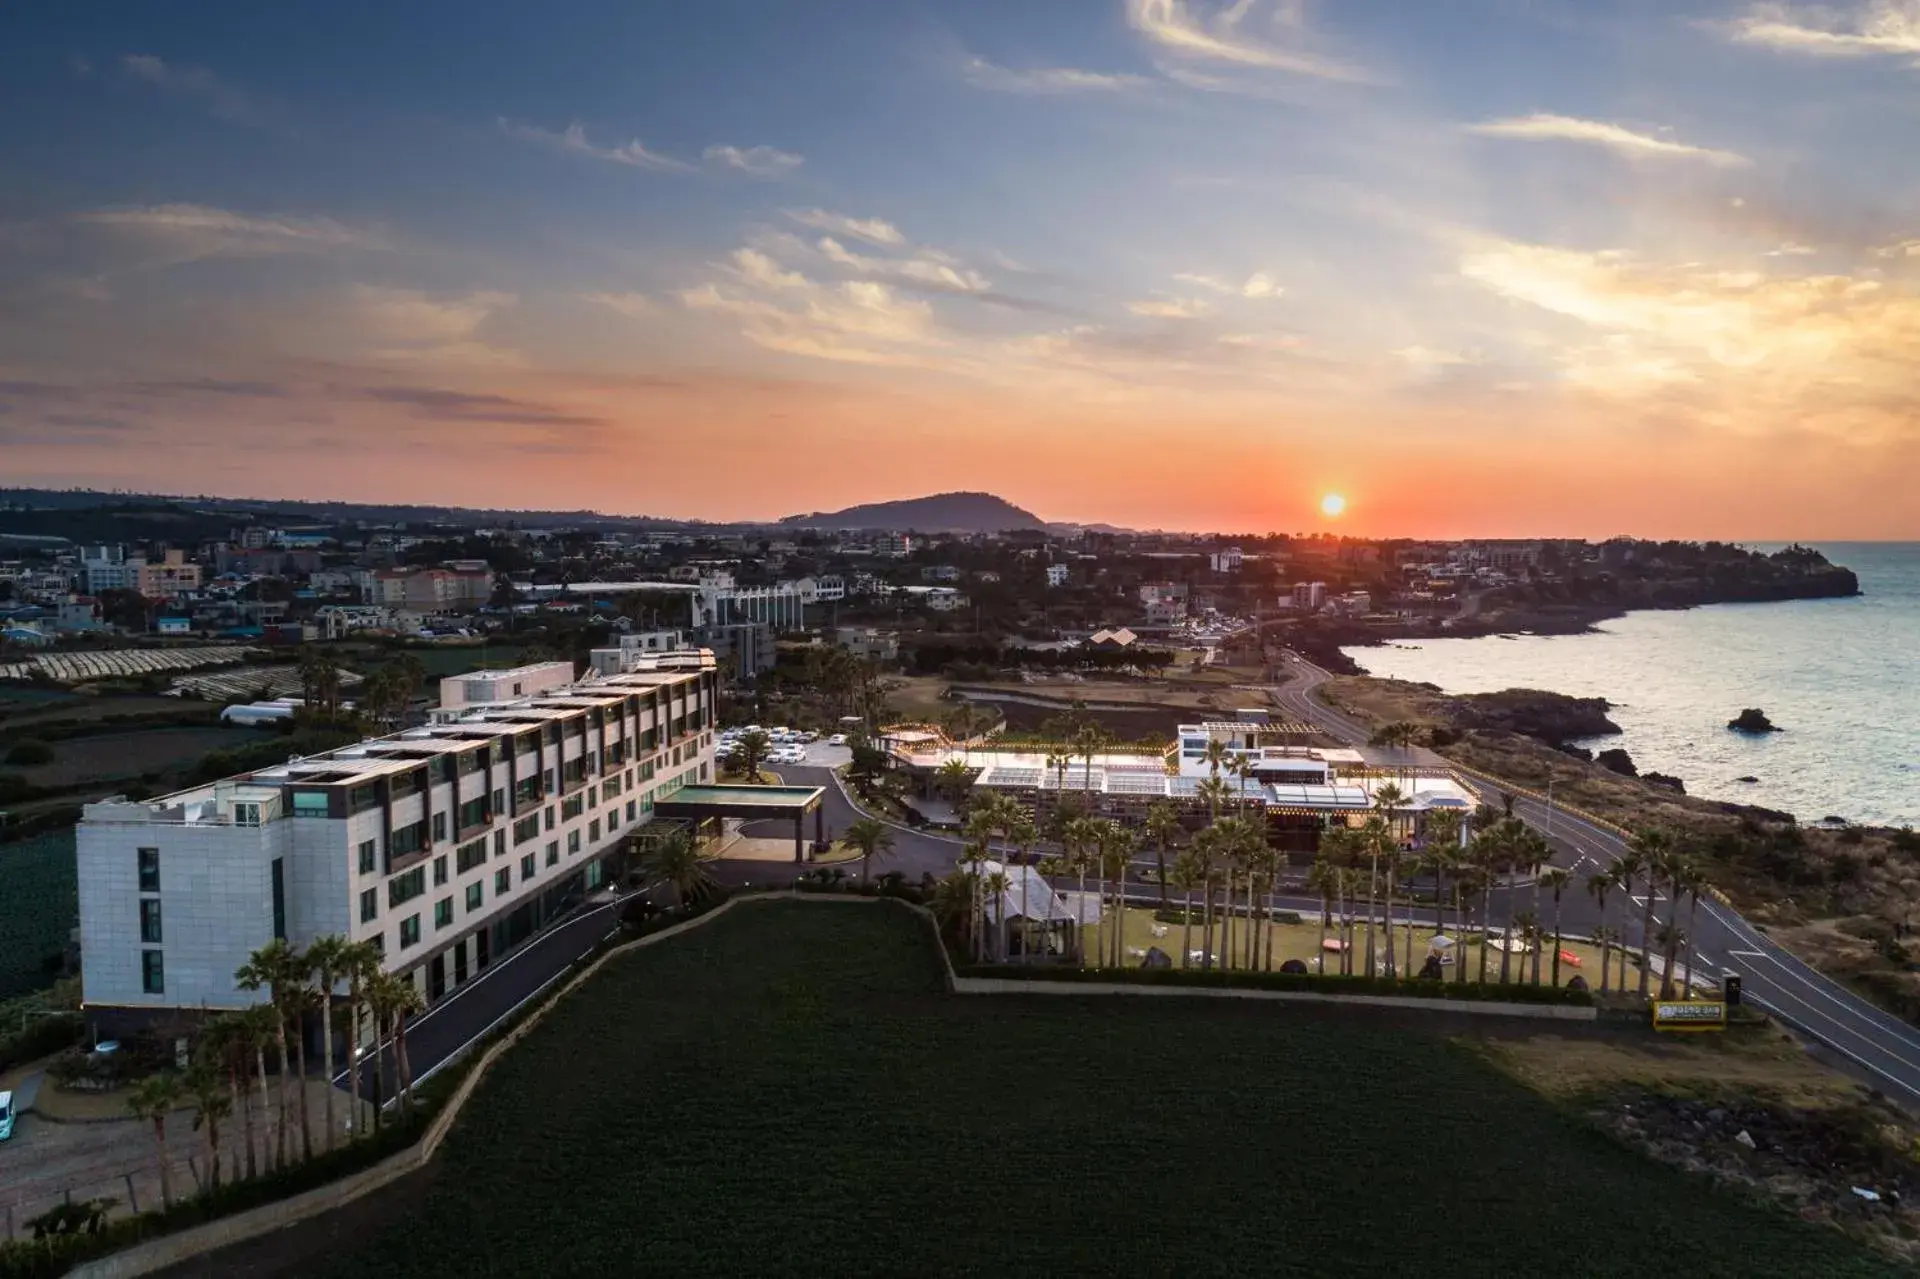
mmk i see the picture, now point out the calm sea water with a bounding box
[1343,543,1920,828]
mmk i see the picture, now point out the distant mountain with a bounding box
[779,491,1047,533]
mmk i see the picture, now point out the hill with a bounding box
[778,491,1046,533]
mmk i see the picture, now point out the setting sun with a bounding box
[1320,493,1347,518]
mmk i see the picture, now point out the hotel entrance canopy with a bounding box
[652,784,827,862]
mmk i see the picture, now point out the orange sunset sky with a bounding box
[4,1,1919,538]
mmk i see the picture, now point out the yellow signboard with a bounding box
[1652,1000,1727,1031]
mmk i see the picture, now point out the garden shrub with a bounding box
[954,963,1594,1006]
[3,740,54,767]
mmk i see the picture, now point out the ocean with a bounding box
[1342,543,1920,828]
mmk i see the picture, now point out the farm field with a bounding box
[7,725,262,787]
[0,829,77,999]
[0,646,257,685]
[288,900,1892,1278]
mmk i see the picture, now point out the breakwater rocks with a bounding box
[1450,688,1621,745]
[1729,708,1782,733]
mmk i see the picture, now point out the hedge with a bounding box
[0,1011,83,1075]
[1153,906,1304,927]
[952,963,1594,1006]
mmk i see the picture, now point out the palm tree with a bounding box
[1144,801,1181,907]
[1681,864,1706,996]
[1229,754,1258,811]
[1167,852,1198,960]
[1624,828,1672,1000]
[199,1014,255,1182]
[1658,854,1695,999]
[1007,813,1039,960]
[734,728,772,782]
[844,816,895,885]
[384,973,427,1117]
[1309,855,1336,964]
[1099,820,1137,968]
[1074,723,1111,806]
[644,827,714,906]
[238,1004,278,1174]
[935,758,976,814]
[1189,826,1220,969]
[337,939,383,1144]
[305,936,347,1154]
[1509,826,1551,985]
[234,938,304,1167]
[1586,871,1615,995]
[982,870,1012,961]
[1043,749,1073,830]
[1060,814,1096,964]
[1469,825,1506,985]
[1359,815,1390,977]
[126,1073,182,1209]
[1451,866,1482,984]
[1540,867,1571,987]
[183,1063,231,1194]
[1319,825,1360,974]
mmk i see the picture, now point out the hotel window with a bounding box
[139,898,163,944]
[432,812,448,842]
[520,853,535,881]
[626,800,636,822]
[358,840,378,875]
[141,949,164,995]
[587,784,597,807]
[562,795,584,821]
[545,805,556,831]
[457,839,487,873]
[492,788,506,815]
[433,855,448,887]
[546,841,559,867]
[399,915,421,948]
[466,881,483,912]
[494,831,506,857]
[137,847,160,892]
[370,933,385,960]
[495,868,510,895]
[391,820,427,858]
[388,866,426,908]
[434,897,453,929]
[567,830,581,855]
[589,818,600,843]
[513,814,542,845]
[360,887,379,923]
[459,796,488,828]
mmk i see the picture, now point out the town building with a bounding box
[75,652,721,1035]
[1045,564,1069,587]
[135,550,203,601]
[1290,581,1328,611]
[437,661,576,712]
[1209,547,1244,574]
[373,566,491,611]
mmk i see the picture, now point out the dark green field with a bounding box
[0,828,76,998]
[315,901,1895,1278]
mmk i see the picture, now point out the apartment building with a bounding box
[372,566,492,611]
[135,550,203,601]
[75,652,720,1035]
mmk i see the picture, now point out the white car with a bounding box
[827,734,848,747]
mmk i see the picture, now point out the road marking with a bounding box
[1726,949,1766,959]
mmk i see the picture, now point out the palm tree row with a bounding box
[129,936,427,1212]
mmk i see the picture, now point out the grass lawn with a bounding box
[1084,904,1628,986]
[0,828,77,999]
[313,900,1895,1278]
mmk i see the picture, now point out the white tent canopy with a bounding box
[976,860,1091,925]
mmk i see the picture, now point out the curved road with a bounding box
[1276,650,1920,1105]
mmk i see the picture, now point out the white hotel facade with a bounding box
[75,651,719,1034]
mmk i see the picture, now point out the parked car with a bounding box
[0,1090,13,1141]
[827,734,848,746]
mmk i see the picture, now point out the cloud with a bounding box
[784,208,904,246]
[680,274,949,368]
[729,248,808,290]
[1126,0,1373,83]
[961,56,1152,93]
[360,386,607,426]
[76,204,386,258]
[1467,114,1750,166]
[1127,296,1211,319]
[703,144,805,176]
[1392,345,1473,370]
[1723,2,1920,59]
[816,237,991,293]
[583,291,656,318]
[1457,237,1920,433]
[1173,270,1284,298]
[498,118,691,170]
[348,286,520,365]
[125,378,290,397]
[120,53,256,122]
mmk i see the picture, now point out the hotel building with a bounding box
[75,650,719,1035]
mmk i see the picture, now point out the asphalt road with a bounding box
[1276,650,1920,1105]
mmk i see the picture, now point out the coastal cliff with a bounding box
[1293,543,1861,665]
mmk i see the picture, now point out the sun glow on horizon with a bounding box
[1320,493,1347,518]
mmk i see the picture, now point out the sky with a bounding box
[3,0,1919,538]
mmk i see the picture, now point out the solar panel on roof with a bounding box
[984,767,1043,787]
[1106,773,1168,795]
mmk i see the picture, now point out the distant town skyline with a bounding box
[3,1,1919,539]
